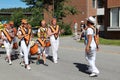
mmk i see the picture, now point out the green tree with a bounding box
[10,11,26,27]
[28,7,43,27]
[21,0,76,35]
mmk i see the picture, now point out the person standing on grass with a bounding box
[85,16,99,77]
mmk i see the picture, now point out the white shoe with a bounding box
[9,61,12,65]
[89,73,98,77]
[20,62,25,66]
[26,65,31,70]
[54,60,58,64]
[5,59,8,62]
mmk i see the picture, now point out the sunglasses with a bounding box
[22,23,28,25]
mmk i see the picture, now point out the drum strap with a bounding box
[50,25,59,40]
[20,26,31,46]
[2,29,12,44]
[37,38,46,47]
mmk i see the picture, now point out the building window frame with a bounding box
[110,8,120,28]
[92,0,97,8]
[119,8,120,28]
[108,7,120,31]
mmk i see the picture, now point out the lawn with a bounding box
[79,37,120,46]
[99,38,120,46]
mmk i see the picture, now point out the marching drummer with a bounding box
[1,24,15,65]
[9,21,18,59]
[48,18,60,63]
[36,20,49,66]
[17,19,32,70]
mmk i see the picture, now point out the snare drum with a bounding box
[30,43,38,55]
[45,40,51,47]
[13,42,18,49]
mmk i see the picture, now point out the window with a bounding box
[92,0,96,8]
[110,8,120,28]
[97,0,104,8]
[97,15,103,25]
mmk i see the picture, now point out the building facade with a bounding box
[62,0,97,31]
[104,0,120,39]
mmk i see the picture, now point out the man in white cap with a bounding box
[85,16,99,77]
[17,19,32,70]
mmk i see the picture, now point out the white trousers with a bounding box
[45,47,50,56]
[11,37,17,55]
[85,49,99,74]
[38,46,45,54]
[50,35,59,61]
[4,41,13,56]
[21,40,30,65]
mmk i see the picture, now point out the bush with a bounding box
[59,23,72,35]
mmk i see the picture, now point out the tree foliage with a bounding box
[10,11,26,27]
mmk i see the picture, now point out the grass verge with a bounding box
[99,38,120,46]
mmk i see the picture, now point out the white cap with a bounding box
[86,16,95,24]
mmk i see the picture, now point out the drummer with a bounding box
[1,24,15,65]
[36,20,49,66]
[17,19,32,70]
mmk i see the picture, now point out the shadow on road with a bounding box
[0,51,6,54]
[73,63,90,74]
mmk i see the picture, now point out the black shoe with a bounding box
[43,63,48,66]
[36,60,40,65]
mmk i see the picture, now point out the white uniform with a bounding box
[2,29,13,64]
[2,29,13,55]
[50,25,59,63]
[74,22,78,36]
[85,28,99,74]
[17,27,31,65]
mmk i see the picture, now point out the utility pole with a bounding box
[53,0,54,17]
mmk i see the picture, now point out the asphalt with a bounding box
[0,36,120,80]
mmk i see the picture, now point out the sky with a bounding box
[0,0,28,9]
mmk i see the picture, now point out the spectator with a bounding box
[85,16,99,77]
[73,20,78,40]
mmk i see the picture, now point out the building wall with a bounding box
[62,0,97,32]
[88,0,97,16]
[104,0,120,39]
[107,0,120,8]
[62,0,87,32]
[63,0,87,23]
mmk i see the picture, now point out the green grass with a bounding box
[79,37,120,46]
[99,38,120,46]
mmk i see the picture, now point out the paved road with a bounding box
[0,36,120,80]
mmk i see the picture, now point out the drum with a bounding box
[30,43,38,55]
[45,40,51,47]
[13,42,18,49]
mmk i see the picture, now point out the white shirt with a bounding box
[87,28,96,50]
[74,23,78,29]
